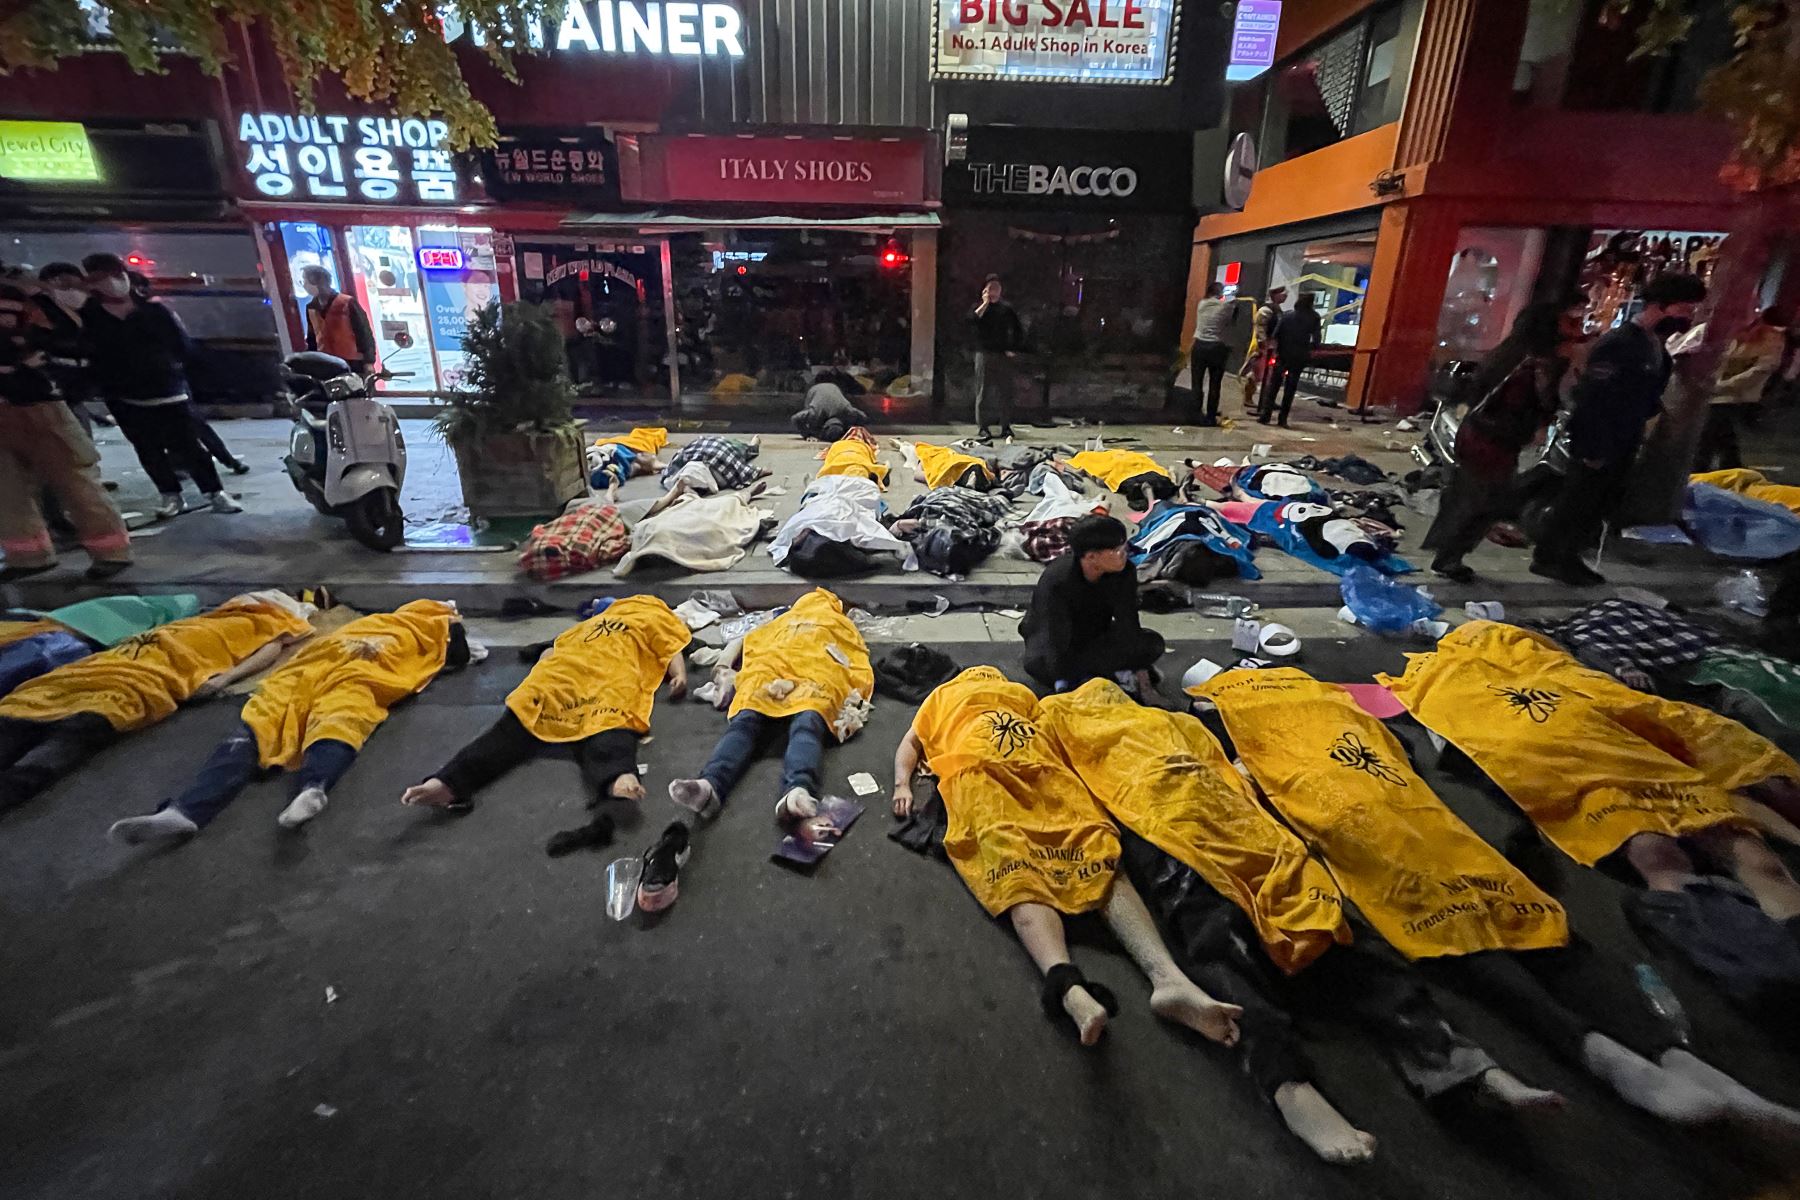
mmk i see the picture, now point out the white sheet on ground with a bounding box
[769,475,908,568]
[1023,474,1103,524]
[614,491,769,576]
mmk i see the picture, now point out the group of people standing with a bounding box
[0,254,251,583]
[1189,283,1324,429]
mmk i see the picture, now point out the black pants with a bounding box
[108,399,223,496]
[1024,627,1166,689]
[973,351,1014,434]
[431,710,638,806]
[1258,359,1305,425]
[188,411,240,470]
[1190,339,1230,420]
[1531,458,1626,568]
[1422,466,1511,568]
[1122,833,1496,1101]
[1695,406,1744,472]
[0,713,118,809]
[1424,943,1680,1064]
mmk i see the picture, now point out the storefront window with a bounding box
[1434,226,1549,365]
[667,229,915,402]
[343,225,434,392]
[516,239,670,400]
[1576,228,1726,331]
[277,221,338,310]
[1267,232,1377,346]
[1259,2,1407,164]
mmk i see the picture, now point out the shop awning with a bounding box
[562,210,940,231]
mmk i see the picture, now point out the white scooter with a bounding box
[282,352,408,551]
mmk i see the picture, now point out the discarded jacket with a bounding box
[873,642,960,703]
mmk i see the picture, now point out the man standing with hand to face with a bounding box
[970,274,1024,444]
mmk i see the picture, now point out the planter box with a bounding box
[452,424,586,518]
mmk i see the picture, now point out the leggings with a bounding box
[1121,831,1497,1101]
[0,712,118,809]
[164,719,358,828]
[431,710,638,806]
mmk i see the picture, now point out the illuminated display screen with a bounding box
[418,246,466,270]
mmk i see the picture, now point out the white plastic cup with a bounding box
[605,857,643,921]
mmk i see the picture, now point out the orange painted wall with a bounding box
[1195,124,1398,243]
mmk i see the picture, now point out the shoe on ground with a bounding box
[85,559,131,581]
[636,821,691,913]
[154,494,183,519]
[227,459,252,475]
[1432,562,1475,584]
[208,492,243,514]
[999,426,1017,440]
[1529,558,1605,587]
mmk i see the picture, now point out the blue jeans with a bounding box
[166,720,359,827]
[699,710,827,806]
[0,632,93,699]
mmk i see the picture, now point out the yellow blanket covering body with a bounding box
[729,589,872,733]
[1069,449,1172,490]
[816,438,891,486]
[1379,621,1791,865]
[1039,679,1349,972]
[243,601,457,769]
[914,442,993,490]
[594,427,668,456]
[1691,468,1800,516]
[0,599,313,733]
[916,667,1119,915]
[1196,668,1569,960]
[506,596,690,742]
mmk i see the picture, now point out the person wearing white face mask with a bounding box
[300,265,376,375]
[31,262,101,429]
[78,252,240,518]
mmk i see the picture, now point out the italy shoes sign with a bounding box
[931,0,1180,85]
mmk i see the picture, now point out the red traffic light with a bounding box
[736,265,748,276]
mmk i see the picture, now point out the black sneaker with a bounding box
[999,426,1018,441]
[636,822,691,913]
[975,429,995,445]
[1530,558,1605,587]
[1432,562,1475,584]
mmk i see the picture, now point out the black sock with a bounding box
[545,813,616,857]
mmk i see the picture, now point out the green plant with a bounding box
[435,300,575,445]
[0,0,570,148]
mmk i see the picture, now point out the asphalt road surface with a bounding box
[2,636,1797,1200]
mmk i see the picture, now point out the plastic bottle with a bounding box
[1634,963,1692,1046]
[1190,592,1256,618]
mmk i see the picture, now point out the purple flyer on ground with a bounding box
[1227,0,1282,82]
[772,795,864,867]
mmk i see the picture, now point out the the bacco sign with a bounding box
[969,161,1138,198]
[944,128,1191,213]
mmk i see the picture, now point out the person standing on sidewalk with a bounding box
[1530,272,1706,586]
[301,265,378,375]
[1259,294,1320,427]
[79,253,241,519]
[1189,282,1236,427]
[1423,301,1583,583]
[970,274,1024,443]
[0,283,132,582]
[1694,304,1790,472]
[1238,286,1286,396]
[32,262,98,428]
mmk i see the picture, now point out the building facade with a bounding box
[1186,0,1766,416]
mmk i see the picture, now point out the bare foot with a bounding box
[401,779,455,808]
[1274,1083,1377,1165]
[1063,984,1109,1046]
[1151,980,1244,1047]
[609,774,645,803]
[1479,1068,1566,1111]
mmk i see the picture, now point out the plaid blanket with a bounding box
[518,505,630,581]
[663,436,761,491]
[1543,599,1723,682]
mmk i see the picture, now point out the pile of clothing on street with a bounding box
[1175,457,1413,577]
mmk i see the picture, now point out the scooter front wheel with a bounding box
[345,489,405,552]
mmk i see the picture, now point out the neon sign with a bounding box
[418,246,466,270]
[236,112,458,204]
[442,2,745,58]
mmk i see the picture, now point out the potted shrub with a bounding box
[437,301,587,518]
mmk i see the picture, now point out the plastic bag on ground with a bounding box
[1717,569,1770,617]
[1339,563,1443,634]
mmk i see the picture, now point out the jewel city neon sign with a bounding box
[440,1,745,58]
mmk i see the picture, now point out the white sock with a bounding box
[1273,1082,1377,1165]
[777,787,819,820]
[278,787,329,829]
[1661,1048,1800,1131]
[109,808,198,845]
[669,777,719,818]
[1582,1033,1726,1124]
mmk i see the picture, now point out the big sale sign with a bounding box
[930,0,1180,85]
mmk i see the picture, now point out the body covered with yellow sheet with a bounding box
[1039,679,1348,972]
[1379,621,1793,866]
[594,427,668,456]
[915,667,1119,916]
[729,589,873,734]
[1068,449,1172,490]
[0,596,313,733]
[506,596,690,742]
[242,601,459,769]
[914,442,993,490]
[1196,668,1569,960]
[816,438,890,487]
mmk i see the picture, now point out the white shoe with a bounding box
[775,787,819,822]
[278,787,328,828]
[208,492,243,514]
[154,494,183,519]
